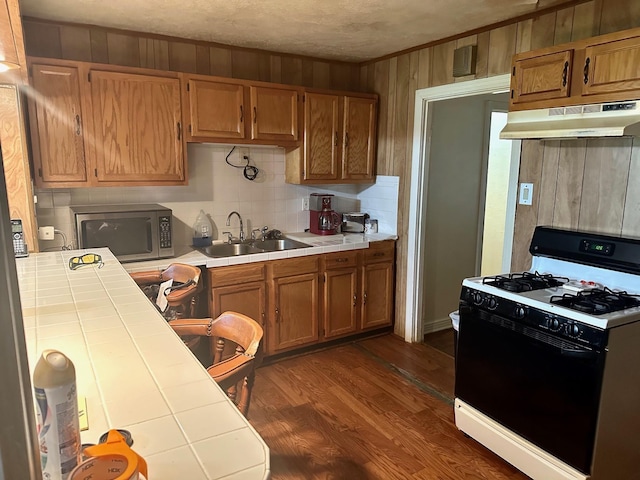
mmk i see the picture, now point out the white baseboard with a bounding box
[423,316,453,334]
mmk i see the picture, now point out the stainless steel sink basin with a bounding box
[250,238,311,251]
[199,243,264,257]
[197,237,311,258]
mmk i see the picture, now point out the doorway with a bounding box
[405,75,517,342]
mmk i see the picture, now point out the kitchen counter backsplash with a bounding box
[35,144,399,252]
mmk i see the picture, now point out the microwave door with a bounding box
[76,214,159,262]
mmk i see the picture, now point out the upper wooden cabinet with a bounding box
[184,78,245,139]
[88,69,184,183]
[512,50,572,105]
[27,58,187,187]
[583,36,640,97]
[183,74,300,145]
[249,85,298,142]
[29,63,88,186]
[285,91,377,185]
[509,27,640,111]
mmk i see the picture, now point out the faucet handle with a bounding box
[260,226,269,241]
[221,231,233,244]
[251,228,262,241]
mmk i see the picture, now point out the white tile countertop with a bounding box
[123,232,397,274]
[16,248,270,480]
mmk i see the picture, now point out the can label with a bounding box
[35,382,80,480]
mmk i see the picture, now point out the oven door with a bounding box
[455,304,606,474]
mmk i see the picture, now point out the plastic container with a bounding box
[449,310,460,359]
[192,210,212,247]
[33,350,81,480]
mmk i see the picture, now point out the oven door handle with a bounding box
[560,346,597,359]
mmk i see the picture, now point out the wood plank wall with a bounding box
[21,18,363,92]
[359,0,640,338]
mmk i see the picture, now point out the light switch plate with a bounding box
[519,183,533,205]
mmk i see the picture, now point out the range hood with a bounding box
[500,100,640,139]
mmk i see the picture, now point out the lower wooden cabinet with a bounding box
[209,263,267,327]
[321,251,359,339]
[267,256,319,354]
[207,241,395,357]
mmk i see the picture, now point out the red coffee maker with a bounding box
[310,193,341,235]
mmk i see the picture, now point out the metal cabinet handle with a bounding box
[335,132,338,146]
[177,122,182,140]
[583,57,590,85]
[562,61,569,87]
[240,105,244,123]
[363,292,367,305]
[336,258,348,263]
[275,306,279,323]
[373,252,385,257]
[344,132,349,147]
[75,115,81,135]
[353,294,357,307]
[253,106,257,124]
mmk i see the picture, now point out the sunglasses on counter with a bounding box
[69,253,104,270]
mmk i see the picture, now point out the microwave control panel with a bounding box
[159,215,172,248]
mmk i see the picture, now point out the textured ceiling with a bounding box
[20,0,574,62]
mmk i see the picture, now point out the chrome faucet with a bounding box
[226,211,244,242]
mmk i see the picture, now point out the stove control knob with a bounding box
[471,291,484,305]
[514,305,527,319]
[487,296,498,310]
[546,315,561,331]
[567,322,581,337]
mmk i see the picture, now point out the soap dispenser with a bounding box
[192,210,213,247]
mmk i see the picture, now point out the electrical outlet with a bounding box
[38,226,55,240]
[302,198,310,211]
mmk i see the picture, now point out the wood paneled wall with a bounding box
[361,0,640,338]
[21,18,363,92]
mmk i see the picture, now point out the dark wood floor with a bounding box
[250,332,530,480]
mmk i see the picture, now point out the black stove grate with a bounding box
[550,288,640,315]
[483,271,569,293]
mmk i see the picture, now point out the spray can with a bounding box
[33,349,81,480]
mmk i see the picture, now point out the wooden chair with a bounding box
[169,312,264,417]
[130,263,203,320]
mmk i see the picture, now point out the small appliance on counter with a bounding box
[309,193,341,235]
[341,212,370,233]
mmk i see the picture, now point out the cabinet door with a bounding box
[361,262,394,330]
[269,272,319,353]
[583,36,640,96]
[29,64,87,185]
[89,70,184,183]
[512,50,573,105]
[186,79,245,139]
[210,281,266,328]
[341,96,376,181]
[322,268,358,339]
[250,86,298,142]
[303,92,340,181]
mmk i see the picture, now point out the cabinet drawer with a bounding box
[209,262,265,287]
[270,256,318,277]
[363,241,395,264]
[323,251,358,269]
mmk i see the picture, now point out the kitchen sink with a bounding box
[249,238,311,251]
[199,243,264,257]
[197,238,311,257]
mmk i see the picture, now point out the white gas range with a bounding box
[454,226,640,480]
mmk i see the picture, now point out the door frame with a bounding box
[404,75,511,342]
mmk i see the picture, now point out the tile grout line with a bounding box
[351,342,455,407]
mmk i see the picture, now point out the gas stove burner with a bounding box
[483,271,569,293]
[550,288,640,315]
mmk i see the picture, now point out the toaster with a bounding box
[341,212,370,233]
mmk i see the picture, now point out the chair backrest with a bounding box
[169,312,264,417]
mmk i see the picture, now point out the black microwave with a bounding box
[71,204,174,263]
